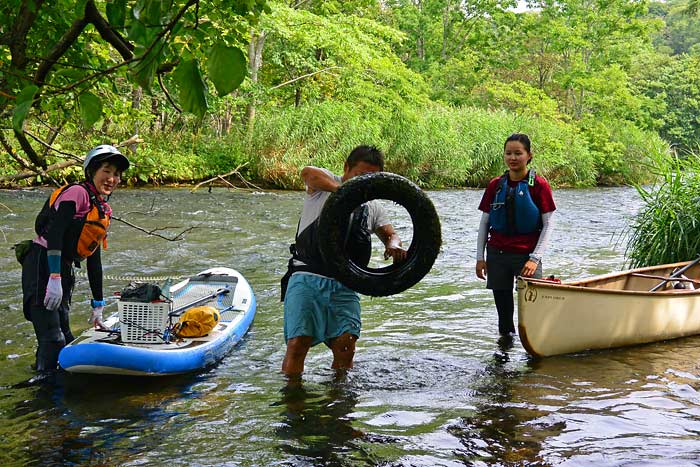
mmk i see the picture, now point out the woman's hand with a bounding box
[44,274,63,310]
[89,299,108,329]
[90,306,106,329]
[520,259,539,277]
[476,260,487,280]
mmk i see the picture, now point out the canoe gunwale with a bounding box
[519,278,700,297]
[520,259,700,296]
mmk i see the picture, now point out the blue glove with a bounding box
[44,274,63,311]
[89,299,106,329]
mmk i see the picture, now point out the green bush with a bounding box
[626,151,700,267]
[125,133,247,185]
[580,117,669,186]
[1,102,670,191]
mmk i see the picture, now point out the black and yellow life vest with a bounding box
[35,183,110,261]
[280,204,371,300]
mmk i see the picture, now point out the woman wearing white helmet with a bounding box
[21,145,129,374]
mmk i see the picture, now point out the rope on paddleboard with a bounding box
[74,270,187,282]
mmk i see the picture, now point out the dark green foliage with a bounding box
[0,0,690,193]
[626,152,700,267]
[633,54,700,153]
[85,133,247,186]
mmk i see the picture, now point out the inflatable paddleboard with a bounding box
[58,267,256,376]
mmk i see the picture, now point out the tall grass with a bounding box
[247,102,386,188]
[2,101,671,190]
[247,101,601,189]
[626,150,700,267]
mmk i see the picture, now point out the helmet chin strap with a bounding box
[84,178,111,201]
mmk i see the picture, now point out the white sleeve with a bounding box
[476,212,489,261]
[368,200,390,231]
[531,211,555,261]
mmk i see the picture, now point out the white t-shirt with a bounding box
[293,169,389,267]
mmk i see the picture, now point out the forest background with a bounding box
[1,0,700,191]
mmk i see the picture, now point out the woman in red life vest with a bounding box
[475,134,556,338]
[21,145,129,373]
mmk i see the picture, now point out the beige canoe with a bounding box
[516,259,700,357]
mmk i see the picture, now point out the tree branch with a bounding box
[0,159,75,184]
[51,0,197,95]
[158,72,182,112]
[190,164,263,192]
[84,0,134,60]
[111,215,197,241]
[13,129,44,168]
[35,117,66,159]
[269,66,341,91]
[0,131,34,171]
[24,130,82,161]
[8,0,47,70]
[34,16,89,86]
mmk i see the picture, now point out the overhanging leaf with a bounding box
[13,85,39,132]
[129,40,165,91]
[106,0,127,31]
[74,0,88,19]
[173,59,207,118]
[208,44,247,96]
[79,92,103,128]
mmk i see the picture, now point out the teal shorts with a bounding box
[283,272,361,346]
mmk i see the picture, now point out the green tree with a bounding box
[524,0,657,120]
[255,2,428,111]
[633,53,700,150]
[382,0,516,71]
[649,0,700,54]
[1,0,267,177]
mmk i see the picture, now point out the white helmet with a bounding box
[84,145,130,178]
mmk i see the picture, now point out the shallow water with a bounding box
[2,186,700,466]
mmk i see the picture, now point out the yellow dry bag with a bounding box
[174,306,220,337]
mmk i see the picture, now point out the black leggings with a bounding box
[22,243,75,372]
[492,289,515,335]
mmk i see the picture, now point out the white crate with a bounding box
[118,301,170,344]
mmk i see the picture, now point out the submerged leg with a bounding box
[282,336,313,377]
[30,306,66,372]
[329,332,357,370]
[492,289,515,335]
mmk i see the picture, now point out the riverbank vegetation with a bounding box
[1,0,699,189]
[626,149,700,266]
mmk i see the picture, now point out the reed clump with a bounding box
[246,101,616,189]
[626,150,700,267]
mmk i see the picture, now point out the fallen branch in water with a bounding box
[111,215,196,241]
[190,163,263,192]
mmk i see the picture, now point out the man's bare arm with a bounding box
[301,166,340,194]
[375,224,407,262]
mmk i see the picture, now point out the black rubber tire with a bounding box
[318,172,442,296]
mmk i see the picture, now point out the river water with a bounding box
[1,186,700,466]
